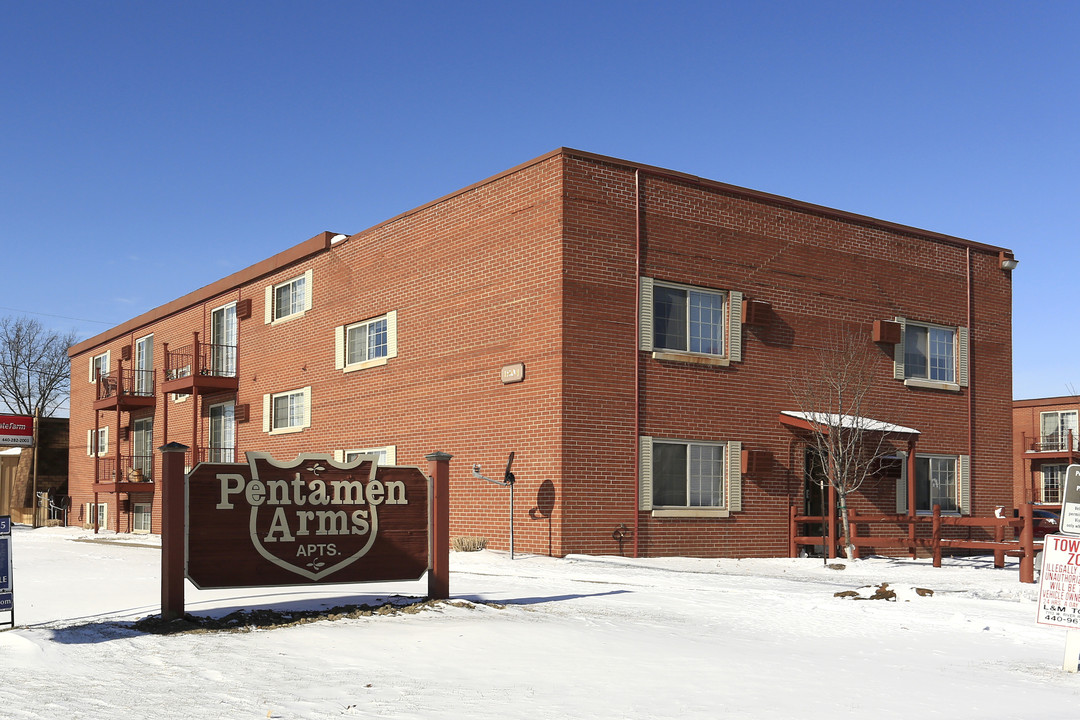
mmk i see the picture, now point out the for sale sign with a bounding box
[0,516,12,615]
[186,452,430,590]
[0,415,33,447]
[1037,534,1080,628]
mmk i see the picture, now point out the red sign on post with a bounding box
[185,452,430,589]
[0,415,33,447]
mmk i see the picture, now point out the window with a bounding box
[907,454,970,514]
[84,502,108,529]
[639,436,742,516]
[893,318,968,389]
[131,418,153,480]
[132,503,152,534]
[262,387,311,435]
[335,311,398,371]
[639,278,742,364]
[86,427,109,456]
[336,446,397,466]
[210,303,238,377]
[1041,411,1079,452]
[134,334,153,395]
[209,401,235,462]
[89,351,110,383]
[1042,464,1066,504]
[265,269,312,323]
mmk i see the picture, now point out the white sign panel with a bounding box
[1061,465,1080,536]
[1037,534,1080,629]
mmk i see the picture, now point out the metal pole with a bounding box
[31,410,39,528]
[510,481,515,560]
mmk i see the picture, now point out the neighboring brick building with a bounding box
[66,148,1016,557]
[1013,396,1080,507]
[0,416,69,525]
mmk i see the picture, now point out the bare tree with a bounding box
[788,328,899,560]
[0,315,78,417]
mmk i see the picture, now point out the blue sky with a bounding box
[2,1,1077,406]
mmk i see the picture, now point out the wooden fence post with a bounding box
[1020,502,1035,584]
[789,504,797,557]
[426,451,451,600]
[932,504,942,567]
[993,521,1005,569]
[159,441,189,620]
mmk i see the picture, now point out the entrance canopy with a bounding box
[778,411,920,441]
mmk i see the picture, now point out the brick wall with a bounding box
[1013,397,1080,506]
[67,148,1015,559]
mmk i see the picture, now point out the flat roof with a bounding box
[69,147,1012,357]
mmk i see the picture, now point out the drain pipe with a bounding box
[633,169,642,558]
[966,247,974,508]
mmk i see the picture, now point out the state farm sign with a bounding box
[0,415,33,447]
[186,452,430,589]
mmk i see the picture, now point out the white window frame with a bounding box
[335,311,398,372]
[639,436,742,517]
[901,453,970,515]
[132,503,152,534]
[1040,410,1079,453]
[86,426,109,456]
[89,350,110,383]
[893,317,968,391]
[210,302,238,377]
[209,400,236,463]
[265,269,313,324]
[134,334,154,395]
[262,387,311,435]
[639,277,742,365]
[334,445,397,466]
[84,502,108,529]
[1042,464,1067,504]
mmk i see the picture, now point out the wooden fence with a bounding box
[788,503,1052,583]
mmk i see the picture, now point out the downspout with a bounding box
[633,168,642,558]
[966,248,974,508]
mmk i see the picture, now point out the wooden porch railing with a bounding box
[789,503,1048,583]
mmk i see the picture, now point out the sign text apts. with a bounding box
[186,452,430,590]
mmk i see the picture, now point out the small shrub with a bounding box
[452,536,487,552]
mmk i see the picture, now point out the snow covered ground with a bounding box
[3,524,1079,719]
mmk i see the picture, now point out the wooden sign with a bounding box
[186,452,430,589]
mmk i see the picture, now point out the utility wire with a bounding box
[0,306,116,325]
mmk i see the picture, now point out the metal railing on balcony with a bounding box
[1030,430,1079,453]
[165,342,237,380]
[95,369,155,401]
[200,446,236,464]
[96,455,155,484]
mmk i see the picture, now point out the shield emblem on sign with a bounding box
[245,452,382,581]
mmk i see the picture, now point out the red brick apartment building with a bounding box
[66,148,1016,558]
[1013,396,1080,507]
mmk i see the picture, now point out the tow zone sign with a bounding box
[1037,534,1080,628]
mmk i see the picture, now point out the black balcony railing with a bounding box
[166,342,237,379]
[96,369,155,402]
[96,455,155,484]
[1032,431,1079,453]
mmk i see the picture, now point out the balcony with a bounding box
[93,455,157,494]
[162,335,238,396]
[1023,431,1079,458]
[93,369,156,412]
